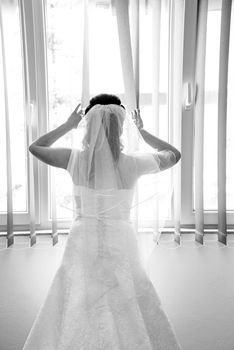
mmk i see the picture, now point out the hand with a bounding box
[131,108,144,130]
[66,103,84,129]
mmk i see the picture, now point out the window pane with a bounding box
[89,3,124,95]
[0,0,27,213]
[45,0,171,224]
[194,1,234,211]
[46,0,84,220]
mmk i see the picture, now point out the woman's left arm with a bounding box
[131,108,181,163]
[29,104,82,169]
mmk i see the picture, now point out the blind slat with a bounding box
[151,0,161,243]
[217,0,232,244]
[115,0,137,112]
[0,3,14,247]
[51,167,58,246]
[172,0,184,244]
[115,0,139,234]
[29,103,36,246]
[168,0,175,242]
[129,0,140,107]
[129,0,140,235]
[194,0,208,244]
[19,0,37,246]
[81,0,90,107]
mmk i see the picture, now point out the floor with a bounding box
[0,233,234,350]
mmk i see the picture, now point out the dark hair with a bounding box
[84,93,125,115]
[85,93,124,161]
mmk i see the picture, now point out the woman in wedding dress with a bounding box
[23,93,182,350]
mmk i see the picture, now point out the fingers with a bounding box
[74,102,81,113]
[131,108,140,118]
[132,108,140,115]
[130,108,143,130]
[72,103,86,119]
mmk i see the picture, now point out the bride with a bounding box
[23,93,182,349]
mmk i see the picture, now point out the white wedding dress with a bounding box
[23,104,182,349]
[22,185,182,350]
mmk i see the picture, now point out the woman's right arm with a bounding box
[29,103,83,169]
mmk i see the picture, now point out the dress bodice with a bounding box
[73,185,135,221]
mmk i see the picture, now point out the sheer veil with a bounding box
[66,103,175,274]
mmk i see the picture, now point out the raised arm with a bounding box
[29,103,83,169]
[131,109,181,165]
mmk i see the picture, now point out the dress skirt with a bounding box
[22,218,182,350]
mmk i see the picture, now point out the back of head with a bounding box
[84,94,125,162]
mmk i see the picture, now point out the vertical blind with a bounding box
[0,0,13,247]
[169,0,184,244]
[20,0,38,246]
[194,0,208,245]
[217,0,232,244]
[0,0,233,248]
[194,0,232,245]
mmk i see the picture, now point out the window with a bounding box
[1,0,233,233]
[45,0,173,228]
